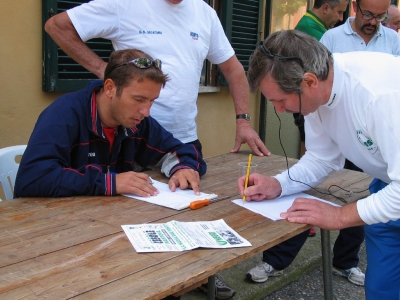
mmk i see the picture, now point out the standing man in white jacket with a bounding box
[242,30,400,300]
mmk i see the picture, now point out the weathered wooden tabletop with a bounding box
[0,152,371,299]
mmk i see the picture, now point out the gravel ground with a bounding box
[264,243,367,300]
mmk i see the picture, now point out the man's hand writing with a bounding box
[237,173,281,201]
[115,172,159,196]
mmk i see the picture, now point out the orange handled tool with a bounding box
[189,195,231,210]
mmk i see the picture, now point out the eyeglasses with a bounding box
[357,4,387,22]
[259,42,304,69]
[105,58,162,77]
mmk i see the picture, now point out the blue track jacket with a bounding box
[15,80,206,197]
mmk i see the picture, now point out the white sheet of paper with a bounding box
[123,179,217,210]
[232,192,339,221]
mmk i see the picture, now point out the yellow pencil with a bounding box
[243,153,252,202]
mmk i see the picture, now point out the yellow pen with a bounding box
[243,153,252,202]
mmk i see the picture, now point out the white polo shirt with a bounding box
[320,17,400,54]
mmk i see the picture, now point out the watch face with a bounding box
[237,114,251,121]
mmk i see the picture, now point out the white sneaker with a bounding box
[246,262,283,283]
[198,274,236,299]
[332,266,365,286]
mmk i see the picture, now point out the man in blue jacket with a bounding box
[15,49,206,198]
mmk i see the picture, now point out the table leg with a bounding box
[207,275,215,300]
[321,229,333,300]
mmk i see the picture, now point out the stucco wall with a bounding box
[0,1,260,159]
[197,87,260,157]
[1,1,63,149]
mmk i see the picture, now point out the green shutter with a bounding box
[220,0,263,86]
[42,0,114,92]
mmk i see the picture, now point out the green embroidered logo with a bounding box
[356,130,378,154]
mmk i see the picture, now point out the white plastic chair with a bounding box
[0,145,27,201]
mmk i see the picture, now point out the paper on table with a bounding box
[232,192,340,221]
[121,219,252,253]
[123,179,217,210]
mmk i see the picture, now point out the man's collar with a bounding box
[307,10,328,30]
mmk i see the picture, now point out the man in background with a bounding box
[320,0,400,53]
[295,0,349,40]
[382,4,400,32]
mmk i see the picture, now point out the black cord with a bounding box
[273,108,374,204]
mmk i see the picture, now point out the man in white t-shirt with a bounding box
[44,0,271,161]
[243,29,400,300]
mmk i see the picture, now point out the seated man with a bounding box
[15,48,206,199]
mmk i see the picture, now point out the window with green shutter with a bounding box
[42,0,114,92]
[219,0,264,86]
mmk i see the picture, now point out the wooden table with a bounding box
[0,152,371,299]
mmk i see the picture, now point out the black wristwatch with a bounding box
[236,114,251,121]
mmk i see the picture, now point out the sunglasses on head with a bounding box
[105,57,162,77]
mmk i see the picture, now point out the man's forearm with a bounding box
[220,56,271,156]
[45,11,107,79]
[218,56,250,115]
[339,202,366,228]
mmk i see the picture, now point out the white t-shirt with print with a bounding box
[68,0,234,142]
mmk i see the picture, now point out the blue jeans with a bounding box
[365,179,400,300]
